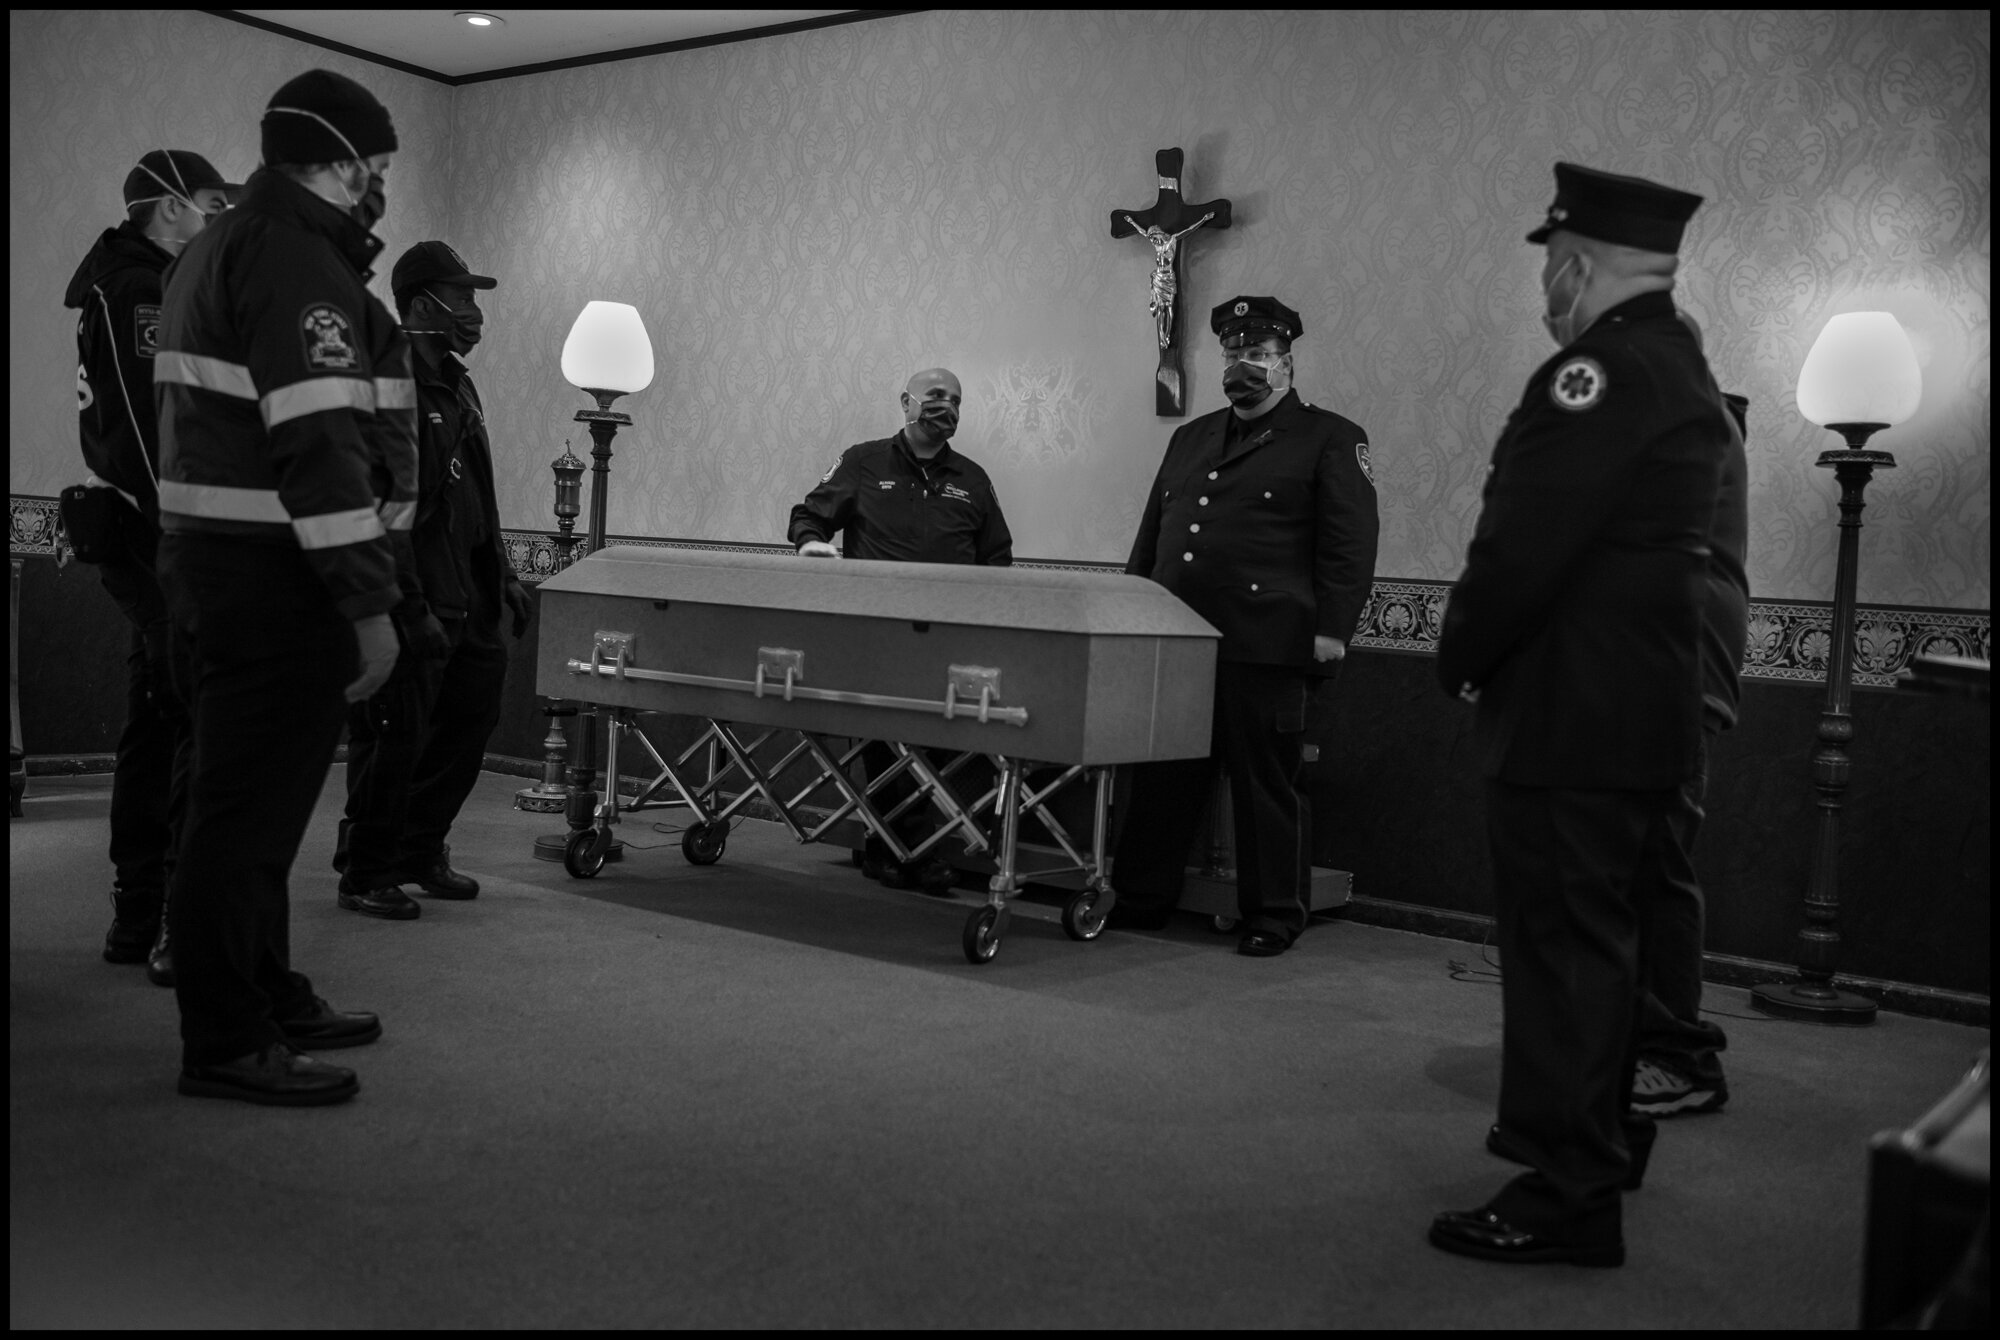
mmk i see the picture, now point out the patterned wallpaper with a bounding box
[9,10,1991,611]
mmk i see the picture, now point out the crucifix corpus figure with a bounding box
[1110,147,1232,416]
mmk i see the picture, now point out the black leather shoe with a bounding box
[1428,1206,1624,1267]
[103,886,163,964]
[178,1042,359,1106]
[337,883,421,920]
[1106,904,1172,932]
[1237,929,1290,957]
[1487,1123,1652,1191]
[407,849,479,900]
[277,994,382,1049]
[145,919,175,988]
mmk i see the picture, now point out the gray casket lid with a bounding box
[539,545,1221,640]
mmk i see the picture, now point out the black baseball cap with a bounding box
[391,240,497,303]
[1526,162,1704,253]
[123,149,239,207]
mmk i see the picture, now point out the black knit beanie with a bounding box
[261,69,398,166]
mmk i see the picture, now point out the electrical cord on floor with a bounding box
[1447,926,1802,1022]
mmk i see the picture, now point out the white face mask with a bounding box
[1541,254,1586,347]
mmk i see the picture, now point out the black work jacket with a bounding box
[153,167,418,621]
[64,221,172,518]
[1436,291,1733,789]
[411,350,519,621]
[1127,389,1380,672]
[788,432,1012,565]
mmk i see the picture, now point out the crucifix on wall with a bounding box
[1110,147,1233,417]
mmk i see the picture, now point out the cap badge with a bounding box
[1234,301,1249,317]
[1550,356,1607,412]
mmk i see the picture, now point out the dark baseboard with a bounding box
[1328,895,1990,1028]
[24,753,117,775]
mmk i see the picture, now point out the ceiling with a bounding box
[226,10,868,82]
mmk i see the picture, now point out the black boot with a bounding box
[145,916,176,988]
[103,886,162,965]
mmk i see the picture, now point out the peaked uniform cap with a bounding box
[1526,162,1703,253]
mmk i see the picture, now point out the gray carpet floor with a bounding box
[10,769,1988,1328]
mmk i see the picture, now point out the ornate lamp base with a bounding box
[515,785,569,813]
[1750,980,1879,1025]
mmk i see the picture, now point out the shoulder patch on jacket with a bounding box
[134,304,161,359]
[300,304,359,372]
[1356,440,1375,485]
[818,450,846,484]
[1549,357,1607,412]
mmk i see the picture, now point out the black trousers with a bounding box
[1633,726,1729,1080]
[1485,779,1676,1244]
[96,527,192,905]
[159,534,350,1066]
[339,613,507,888]
[1112,662,1313,940]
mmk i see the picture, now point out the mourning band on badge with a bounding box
[1550,356,1607,412]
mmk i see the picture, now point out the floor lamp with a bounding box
[1751,312,1922,1025]
[530,300,655,862]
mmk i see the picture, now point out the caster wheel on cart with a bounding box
[1062,888,1110,942]
[681,821,727,866]
[962,906,1005,964]
[564,829,608,879]
[1211,915,1240,933]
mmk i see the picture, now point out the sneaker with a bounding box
[1631,1057,1727,1116]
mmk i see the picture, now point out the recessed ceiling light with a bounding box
[457,12,503,27]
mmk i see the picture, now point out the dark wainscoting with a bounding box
[16,554,1989,1003]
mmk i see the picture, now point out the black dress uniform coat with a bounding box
[1128,388,1379,666]
[1436,288,1733,1247]
[1437,291,1727,789]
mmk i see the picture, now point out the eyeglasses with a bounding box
[1220,347,1288,369]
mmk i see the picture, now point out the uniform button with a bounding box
[1182,551,1194,562]
[1189,523,1200,533]
[1263,491,1272,499]
[1251,583,1259,592]
[1198,496,1209,506]
[1208,471,1218,480]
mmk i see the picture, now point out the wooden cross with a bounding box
[1110,147,1233,417]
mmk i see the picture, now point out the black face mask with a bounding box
[911,402,958,441]
[1223,362,1275,408]
[352,173,386,230]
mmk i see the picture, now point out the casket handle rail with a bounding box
[567,632,1027,727]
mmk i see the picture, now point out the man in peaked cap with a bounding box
[331,241,531,921]
[153,68,427,1107]
[1429,163,1734,1265]
[1112,295,1380,957]
[63,149,237,987]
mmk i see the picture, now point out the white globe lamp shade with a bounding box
[1796,312,1921,429]
[561,301,655,396]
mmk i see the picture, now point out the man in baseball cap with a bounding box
[332,239,529,922]
[62,146,240,988]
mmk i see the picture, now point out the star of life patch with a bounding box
[1356,440,1375,486]
[300,304,359,372]
[1550,356,1607,412]
[134,304,161,359]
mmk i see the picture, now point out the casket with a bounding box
[535,545,1219,764]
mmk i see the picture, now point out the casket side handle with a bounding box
[567,648,1026,727]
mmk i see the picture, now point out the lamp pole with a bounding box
[1750,425,1894,1025]
[518,443,586,824]
[557,389,632,854]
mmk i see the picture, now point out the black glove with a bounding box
[503,579,533,639]
[394,606,452,660]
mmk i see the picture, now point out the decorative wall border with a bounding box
[12,496,1989,689]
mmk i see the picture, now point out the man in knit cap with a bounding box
[154,68,442,1106]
